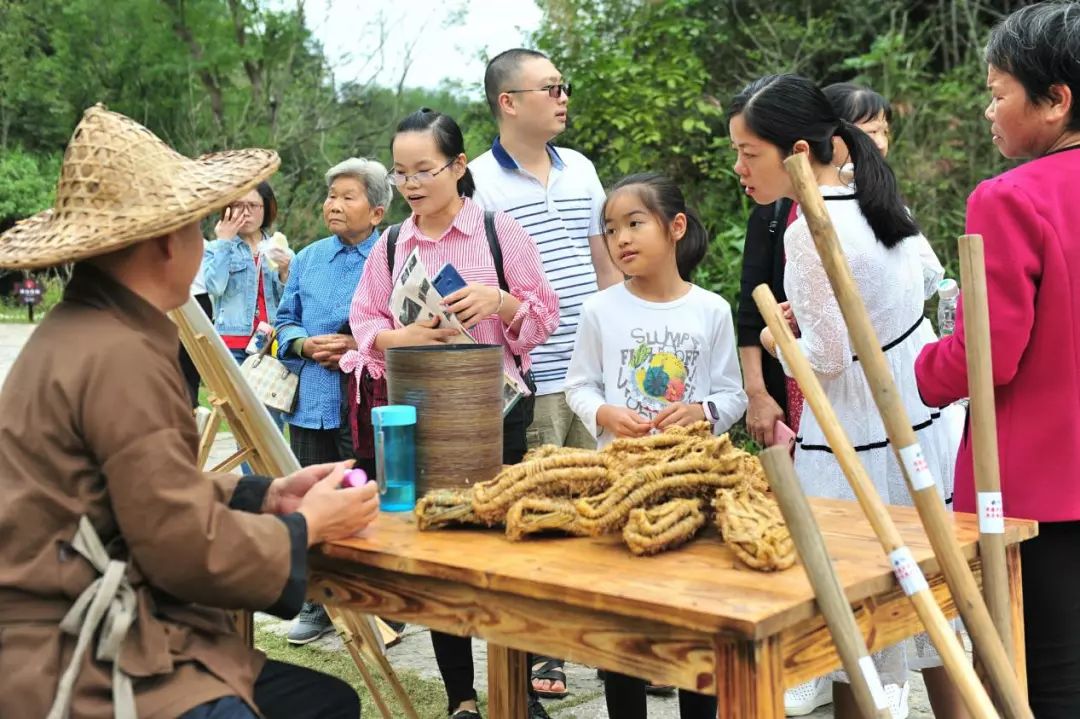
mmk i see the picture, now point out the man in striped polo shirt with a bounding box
[470,47,622,701]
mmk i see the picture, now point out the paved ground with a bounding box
[0,321,937,718]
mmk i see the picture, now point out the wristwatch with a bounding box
[701,400,720,425]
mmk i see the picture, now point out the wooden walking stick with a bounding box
[754,286,997,718]
[958,234,1013,659]
[782,152,1031,719]
[759,447,891,719]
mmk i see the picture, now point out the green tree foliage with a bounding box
[1,0,1031,312]
[534,0,1022,304]
[0,150,60,231]
[0,0,472,243]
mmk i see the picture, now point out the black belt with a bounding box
[852,317,925,363]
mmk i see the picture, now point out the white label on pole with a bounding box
[898,443,936,491]
[889,546,930,596]
[977,491,1005,534]
[857,655,890,710]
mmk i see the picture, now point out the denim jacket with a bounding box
[203,235,288,336]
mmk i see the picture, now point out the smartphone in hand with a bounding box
[772,420,797,455]
[432,263,468,298]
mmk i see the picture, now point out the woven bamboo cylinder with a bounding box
[386,344,504,494]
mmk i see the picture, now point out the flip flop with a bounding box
[530,657,569,699]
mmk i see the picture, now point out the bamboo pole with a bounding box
[781,152,1030,718]
[759,447,891,719]
[958,234,1013,658]
[754,286,997,718]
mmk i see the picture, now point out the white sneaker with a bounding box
[784,677,833,716]
[884,681,910,719]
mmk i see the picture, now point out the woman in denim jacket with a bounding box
[204,180,293,361]
[204,181,293,437]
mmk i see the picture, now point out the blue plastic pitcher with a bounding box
[371,405,417,512]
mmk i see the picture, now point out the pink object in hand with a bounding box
[772,420,797,456]
[341,469,369,488]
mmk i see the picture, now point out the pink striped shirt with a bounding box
[340,197,559,391]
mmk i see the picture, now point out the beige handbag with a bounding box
[240,333,298,413]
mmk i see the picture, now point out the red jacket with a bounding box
[916,147,1080,522]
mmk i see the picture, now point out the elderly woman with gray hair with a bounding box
[274,157,393,644]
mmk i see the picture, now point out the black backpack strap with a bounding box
[481,210,523,371]
[483,210,509,292]
[385,223,402,279]
[769,198,793,234]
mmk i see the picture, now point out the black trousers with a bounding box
[1023,520,1080,718]
[431,389,534,712]
[603,672,717,719]
[178,659,360,718]
[179,292,214,408]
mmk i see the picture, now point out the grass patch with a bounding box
[197,385,231,433]
[256,625,609,718]
[257,627,474,719]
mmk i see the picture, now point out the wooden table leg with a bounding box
[716,635,784,719]
[488,644,528,719]
[1007,544,1028,698]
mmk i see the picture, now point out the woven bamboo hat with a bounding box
[0,104,280,270]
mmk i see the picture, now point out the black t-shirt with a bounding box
[736,199,793,415]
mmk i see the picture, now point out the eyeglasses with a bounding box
[230,202,263,213]
[390,158,456,186]
[504,83,572,100]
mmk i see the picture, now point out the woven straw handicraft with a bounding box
[414,421,797,572]
[0,104,280,270]
[713,484,797,572]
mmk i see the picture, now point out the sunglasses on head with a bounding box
[504,82,572,100]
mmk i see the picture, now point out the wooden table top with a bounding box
[316,498,1037,640]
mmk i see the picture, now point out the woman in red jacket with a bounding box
[915,3,1080,716]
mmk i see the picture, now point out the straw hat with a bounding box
[0,104,280,269]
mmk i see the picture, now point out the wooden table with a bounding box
[309,498,1036,719]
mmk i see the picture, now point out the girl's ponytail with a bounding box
[676,209,708,281]
[835,119,918,247]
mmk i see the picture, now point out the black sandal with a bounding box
[450,711,481,719]
[530,657,569,699]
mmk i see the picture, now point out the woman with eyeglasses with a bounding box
[344,108,559,719]
[204,181,294,441]
[204,180,294,365]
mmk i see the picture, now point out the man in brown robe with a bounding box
[0,106,379,719]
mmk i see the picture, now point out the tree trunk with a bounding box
[162,0,225,129]
[226,0,264,106]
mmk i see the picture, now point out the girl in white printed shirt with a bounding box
[564,173,746,719]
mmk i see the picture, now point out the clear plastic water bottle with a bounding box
[937,279,959,336]
[371,405,417,512]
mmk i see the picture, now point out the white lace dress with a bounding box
[781,185,956,685]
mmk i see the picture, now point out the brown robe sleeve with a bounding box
[78,335,306,615]
[207,471,244,504]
